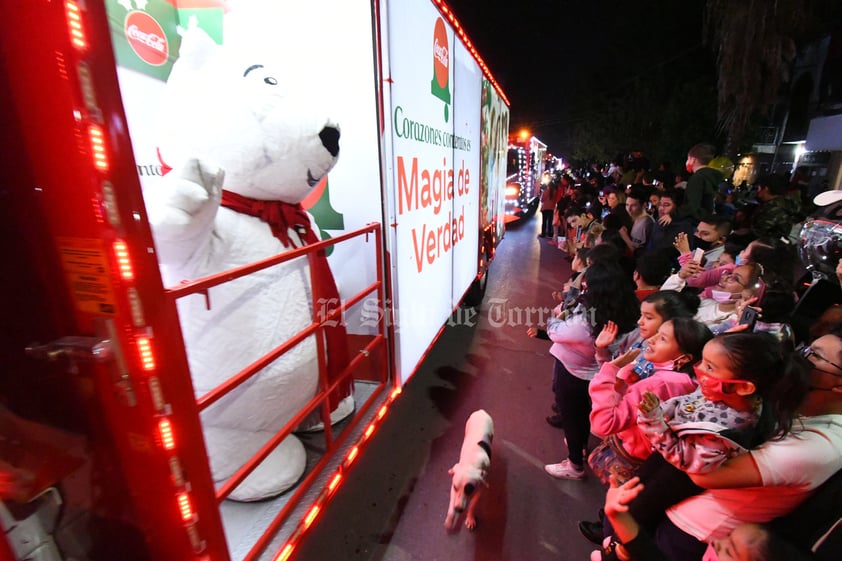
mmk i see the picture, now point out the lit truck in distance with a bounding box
[505,133,547,222]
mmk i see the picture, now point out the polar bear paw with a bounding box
[147,158,225,265]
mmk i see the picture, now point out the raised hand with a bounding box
[595,320,619,349]
[611,347,641,368]
[673,232,691,255]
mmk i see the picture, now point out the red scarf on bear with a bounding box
[220,190,351,411]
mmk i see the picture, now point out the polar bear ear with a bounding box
[173,23,219,74]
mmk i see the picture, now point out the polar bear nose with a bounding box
[319,126,340,158]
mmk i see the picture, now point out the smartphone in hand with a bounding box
[739,307,758,331]
[693,248,704,263]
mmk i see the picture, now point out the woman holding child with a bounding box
[589,329,841,561]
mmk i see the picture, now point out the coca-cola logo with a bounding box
[125,11,167,66]
[432,18,449,89]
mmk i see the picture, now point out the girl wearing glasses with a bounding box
[663,238,796,302]
[693,263,764,328]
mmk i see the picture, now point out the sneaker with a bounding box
[578,520,604,545]
[544,459,586,480]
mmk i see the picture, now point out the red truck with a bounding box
[0,1,510,560]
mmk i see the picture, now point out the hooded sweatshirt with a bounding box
[682,167,722,223]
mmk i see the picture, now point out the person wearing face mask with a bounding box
[618,328,842,561]
[695,264,764,329]
[589,318,713,483]
[671,216,732,270]
[579,318,712,546]
[661,239,783,297]
[590,332,812,561]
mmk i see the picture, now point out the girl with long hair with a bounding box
[528,260,640,479]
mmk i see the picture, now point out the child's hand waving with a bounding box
[595,320,619,349]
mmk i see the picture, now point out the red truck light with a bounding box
[64,1,87,51]
[505,183,520,199]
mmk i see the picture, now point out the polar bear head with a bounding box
[157,25,340,204]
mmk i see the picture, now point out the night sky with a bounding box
[443,0,710,153]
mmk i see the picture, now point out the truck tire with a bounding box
[462,266,489,308]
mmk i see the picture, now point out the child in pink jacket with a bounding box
[589,317,713,480]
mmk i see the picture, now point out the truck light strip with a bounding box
[64,1,87,51]
[303,505,320,528]
[62,3,212,556]
[87,124,108,171]
[275,544,294,561]
[158,418,176,450]
[433,0,510,105]
[112,240,133,280]
[327,473,342,492]
[177,491,195,523]
[274,386,403,561]
[135,336,156,371]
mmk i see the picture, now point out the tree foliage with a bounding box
[704,0,842,158]
[564,72,718,169]
[704,0,803,158]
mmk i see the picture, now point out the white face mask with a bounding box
[710,289,735,303]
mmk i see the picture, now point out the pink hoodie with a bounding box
[588,361,698,461]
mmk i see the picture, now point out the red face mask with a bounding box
[685,160,694,174]
[693,363,751,396]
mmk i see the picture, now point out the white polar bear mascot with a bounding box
[145,24,353,501]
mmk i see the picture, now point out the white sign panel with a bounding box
[385,0,481,382]
[450,40,482,308]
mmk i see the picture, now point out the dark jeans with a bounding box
[629,452,704,533]
[553,359,591,466]
[541,209,554,236]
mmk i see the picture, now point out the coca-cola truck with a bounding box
[0,1,509,560]
[505,133,547,220]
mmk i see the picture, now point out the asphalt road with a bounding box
[293,215,608,561]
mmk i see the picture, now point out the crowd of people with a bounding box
[528,143,842,561]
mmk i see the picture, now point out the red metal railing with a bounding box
[164,223,392,559]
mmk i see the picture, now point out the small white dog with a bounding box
[445,409,494,531]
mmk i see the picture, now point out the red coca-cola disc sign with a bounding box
[125,11,168,67]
